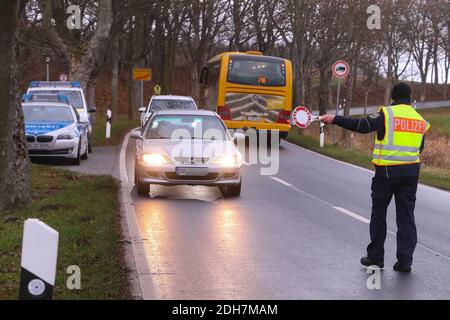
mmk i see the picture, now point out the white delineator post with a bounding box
[106,109,112,142]
[320,122,325,148]
[19,219,59,300]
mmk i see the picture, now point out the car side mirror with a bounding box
[130,130,143,140]
[138,107,146,113]
[88,107,97,113]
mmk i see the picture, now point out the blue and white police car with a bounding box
[27,81,96,153]
[22,94,89,165]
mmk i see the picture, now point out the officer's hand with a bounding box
[320,114,335,124]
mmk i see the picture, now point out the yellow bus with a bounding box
[200,51,293,139]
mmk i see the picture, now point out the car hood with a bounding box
[140,139,238,162]
[25,121,75,136]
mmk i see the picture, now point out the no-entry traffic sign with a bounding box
[332,60,350,79]
[292,106,321,128]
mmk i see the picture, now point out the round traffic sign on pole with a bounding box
[59,74,68,81]
[332,60,350,79]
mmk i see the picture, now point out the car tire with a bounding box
[81,140,88,160]
[135,166,150,197]
[71,140,82,165]
[88,142,92,153]
[219,180,241,198]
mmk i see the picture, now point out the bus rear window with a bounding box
[227,57,286,87]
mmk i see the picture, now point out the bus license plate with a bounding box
[176,167,208,176]
[247,116,262,122]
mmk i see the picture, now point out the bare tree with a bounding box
[0,0,31,210]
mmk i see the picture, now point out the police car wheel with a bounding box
[71,140,82,165]
[81,145,88,160]
[88,142,92,153]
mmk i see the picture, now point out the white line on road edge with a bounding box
[270,176,293,187]
[270,174,450,262]
[333,207,370,224]
[119,133,158,299]
[282,139,450,196]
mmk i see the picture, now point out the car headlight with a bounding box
[141,154,171,166]
[57,133,76,140]
[213,154,240,167]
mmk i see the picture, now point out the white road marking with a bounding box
[282,139,450,196]
[119,132,158,299]
[269,173,450,262]
[270,176,293,187]
[333,206,370,224]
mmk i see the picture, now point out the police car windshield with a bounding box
[23,106,74,122]
[145,115,229,140]
[29,90,83,109]
[149,100,196,112]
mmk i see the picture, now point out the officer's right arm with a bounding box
[332,111,384,134]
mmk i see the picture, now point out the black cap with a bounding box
[391,82,411,101]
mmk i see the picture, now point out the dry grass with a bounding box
[299,120,450,170]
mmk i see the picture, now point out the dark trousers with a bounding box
[367,175,419,266]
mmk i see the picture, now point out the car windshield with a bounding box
[145,115,229,140]
[149,99,196,112]
[23,105,74,122]
[227,56,286,87]
[29,90,84,109]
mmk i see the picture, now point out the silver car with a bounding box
[131,110,244,198]
[22,96,89,165]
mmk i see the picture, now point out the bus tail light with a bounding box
[218,106,231,120]
[277,110,291,124]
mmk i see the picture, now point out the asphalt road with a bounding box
[123,138,450,300]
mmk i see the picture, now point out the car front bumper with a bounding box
[137,162,241,186]
[28,138,80,159]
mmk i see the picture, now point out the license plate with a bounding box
[176,167,208,176]
[28,143,49,150]
[247,116,263,122]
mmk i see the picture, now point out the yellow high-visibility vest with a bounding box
[372,104,430,166]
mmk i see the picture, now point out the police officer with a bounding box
[321,83,430,273]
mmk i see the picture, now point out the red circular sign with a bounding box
[292,106,313,128]
[332,60,350,79]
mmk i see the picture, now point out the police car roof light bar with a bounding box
[28,81,81,88]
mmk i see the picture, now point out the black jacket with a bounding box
[332,99,425,178]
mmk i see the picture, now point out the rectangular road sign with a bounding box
[133,68,152,81]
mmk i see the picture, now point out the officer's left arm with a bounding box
[323,111,384,133]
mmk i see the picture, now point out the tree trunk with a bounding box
[111,37,120,117]
[318,66,330,115]
[70,0,113,93]
[0,0,31,210]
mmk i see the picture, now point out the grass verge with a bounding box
[286,130,450,191]
[0,165,129,300]
[92,114,139,147]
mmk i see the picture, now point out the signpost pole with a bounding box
[333,79,341,145]
[45,57,50,82]
[140,80,144,109]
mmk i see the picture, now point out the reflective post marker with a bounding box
[106,109,112,141]
[19,219,59,300]
[320,122,325,148]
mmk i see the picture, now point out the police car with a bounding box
[27,81,96,153]
[22,94,89,165]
